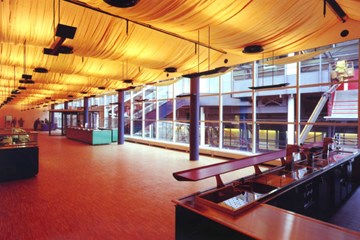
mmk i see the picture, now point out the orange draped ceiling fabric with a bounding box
[0,0,360,106]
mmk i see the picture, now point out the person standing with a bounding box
[33,118,40,131]
[12,117,17,127]
[18,118,24,128]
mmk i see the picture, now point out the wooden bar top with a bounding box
[173,150,286,181]
[174,196,360,240]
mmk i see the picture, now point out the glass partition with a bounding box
[117,39,359,153]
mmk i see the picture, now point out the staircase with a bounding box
[325,89,358,121]
[131,98,189,134]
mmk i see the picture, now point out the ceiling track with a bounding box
[64,0,227,54]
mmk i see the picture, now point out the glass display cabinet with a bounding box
[0,130,39,182]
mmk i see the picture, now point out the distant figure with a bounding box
[33,118,40,131]
[11,117,17,127]
[18,118,24,128]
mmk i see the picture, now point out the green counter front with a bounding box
[66,128,112,145]
[98,128,118,142]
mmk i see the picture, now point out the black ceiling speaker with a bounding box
[242,45,264,54]
[19,79,35,84]
[98,86,106,90]
[34,67,48,73]
[56,24,77,39]
[22,74,32,80]
[44,24,77,56]
[164,67,177,73]
[340,29,349,37]
[104,0,140,8]
[123,79,133,84]
[58,45,74,54]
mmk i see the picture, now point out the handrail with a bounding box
[299,83,340,143]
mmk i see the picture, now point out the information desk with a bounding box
[66,127,112,145]
[173,144,360,240]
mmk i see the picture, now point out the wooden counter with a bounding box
[173,149,360,240]
[66,128,112,145]
[174,196,360,240]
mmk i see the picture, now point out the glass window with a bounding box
[232,63,253,92]
[221,72,232,93]
[203,122,219,148]
[157,85,173,100]
[133,120,142,136]
[145,86,156,100]
[222,122,252,152]
[144,120,156,139]
[175,97,190,121]
[63,39,359,153]
[174,78,190,97]
[158,121,173,141]
[159,100,173,120]
[175,122,190,144]
[200,77,219,94]
[144,101,156,120]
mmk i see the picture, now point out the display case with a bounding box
[0,129,38,147]
[0,130,39,182]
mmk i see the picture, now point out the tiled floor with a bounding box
[329,187,360,232]
[0,132,252,240]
